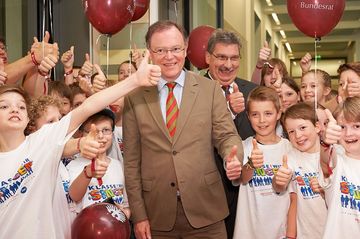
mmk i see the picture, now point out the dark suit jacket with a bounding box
[123,71,243,231]
[214,78,257,203]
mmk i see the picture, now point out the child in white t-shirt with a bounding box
[320,96,360,239]
[233,86,292,239]
[0,52,160,239]
[67,109,130,218]
[274,102,327,239]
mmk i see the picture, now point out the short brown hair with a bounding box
[0,85,30,110]
[145,20,188,49]
[337,62,360,77]
[282,102,316,132]
[207,29,242,54]
[247,86,281,112]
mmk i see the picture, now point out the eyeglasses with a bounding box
[150,46,185,56]
[211,53,241,63]
[83,128,113,135]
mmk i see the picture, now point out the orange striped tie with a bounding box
[166,82,179,138]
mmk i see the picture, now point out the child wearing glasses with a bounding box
[67,108,130,218]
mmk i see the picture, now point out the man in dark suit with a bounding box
[123,21,243,239]
[205,29,257,239]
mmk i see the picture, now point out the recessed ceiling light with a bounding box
[271,13,281,25]
[280,30,286,39]
[266,0,273,7]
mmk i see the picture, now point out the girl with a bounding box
[320,96,360,238]
[280,76,300,113]
[300,69,331,106]
[0,52,160,239]
[274,102,327,239]
[233,86,292,239]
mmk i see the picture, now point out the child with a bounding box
[48,80,73,116]
[233,86,292,239]
[280,76,300,113]
[300,69,331,106]
[274,102,327,239]
[67,109,130,218]
[319,96,360,238]
[0,51,161,239]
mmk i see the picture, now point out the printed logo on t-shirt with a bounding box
[87,183,125,205]
[106,204,127,223]
[249,164,280,189]
[294,171,320,199]
[340,175,360,214]
[62,179,74,205]
[0,158,33,205]
[116,137,124,156]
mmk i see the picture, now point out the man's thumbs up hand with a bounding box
[225,145,242,181]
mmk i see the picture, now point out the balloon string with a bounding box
[314,37,320,111]
[174,0,178,23]
[129,22,133,77]
[106,35,110,78]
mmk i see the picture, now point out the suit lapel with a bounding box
[143,86,172,142]
[173,72,199,144]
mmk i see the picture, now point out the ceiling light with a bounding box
[280,30,286,39]
[293,62,297,66]
[285,42,292,53]
[266,0,273,6]
[271,13,281,25]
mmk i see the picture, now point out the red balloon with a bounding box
[72,203,131,239]
[187,25,215,69]
[132,0,150,22]
[83,0,134,35]
[287,0,345,38]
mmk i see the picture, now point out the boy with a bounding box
[67,109,130,218]
[273,102,327,239]
[233,86,292,239]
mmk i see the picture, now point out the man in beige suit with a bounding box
[123,21,243,239]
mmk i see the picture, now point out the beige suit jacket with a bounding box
[123,71,243,231]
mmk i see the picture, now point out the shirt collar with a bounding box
[157,70,186,91]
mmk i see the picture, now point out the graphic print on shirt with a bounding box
[87,183,125,204]
[340,175,360,216]
[294,170,321,199]
[0,158,34,205]
[249,164,280,192]
[106,204,127,222]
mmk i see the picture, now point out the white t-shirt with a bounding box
[108,126,124,166]
[113,126,124,156]
[67,156,128,211]
[320,150,360,239]
[0,113,73,239]
[287,149,327,239]
[233,136,293,239]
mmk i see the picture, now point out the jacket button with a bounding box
[170,182,176,187]
[172,151,178,155]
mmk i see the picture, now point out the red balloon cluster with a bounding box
[72,203,131,239]
[187,25,216,69]
[83,0,150,35]
[287,0,345,38]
